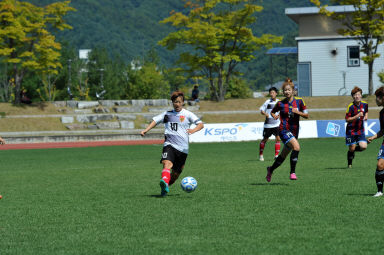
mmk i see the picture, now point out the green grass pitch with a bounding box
[0,138,383,254]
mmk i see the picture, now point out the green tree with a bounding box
[159,0,282,101]
[311,0,384,95]
[126,62,170,99]
[0,0,75,103]
[0,60,12,102]
[164,68,187,93]
[225,77,252,99]
[86,48,128,100]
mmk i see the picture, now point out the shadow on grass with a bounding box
[147,194,181,198]
[324,167,349,170]
[247,160,275,162]
[250,183,289,186]
[346,193,374,197]
[12,102,48,111]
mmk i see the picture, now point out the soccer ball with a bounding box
[180,176,198,193]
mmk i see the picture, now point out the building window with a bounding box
[348,46,360,67]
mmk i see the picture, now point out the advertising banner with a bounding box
[316,119,380,138]
[189,120,380,143]
[189,120,318,143]
[190,122,264,143]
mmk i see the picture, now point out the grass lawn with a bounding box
[0,138,383,254]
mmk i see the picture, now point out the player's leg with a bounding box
[169,167,182,186]
[286,138,300,180]
[374,146,384,197]
[160,160,172,196]
[274,128,281,159]
[355,134,367,152]
[259,129,270,161]
[169,150,187,186]
[266,130,292,182]
[162,160,173,184]
[266,145,291,182]
[346,135,356,168]
[159,146,175,196]
[347,145,356,168]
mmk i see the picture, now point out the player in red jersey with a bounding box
[367,86,384,197]
[265,80,308,182]
[345,86,368,168]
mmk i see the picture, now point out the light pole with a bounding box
[96,68,106,99]
[67,59,73,99]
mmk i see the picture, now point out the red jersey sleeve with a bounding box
[299,99,307,112]
[345,104,352,120]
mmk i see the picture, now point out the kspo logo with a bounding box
[204,127,238,136]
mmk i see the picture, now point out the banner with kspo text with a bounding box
[189,121,318,143]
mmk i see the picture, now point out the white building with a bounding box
[286,5,384,96]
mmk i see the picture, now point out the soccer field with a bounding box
[0,138,383,254]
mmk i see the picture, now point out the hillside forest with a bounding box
[0,0,330,102]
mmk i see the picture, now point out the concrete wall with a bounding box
[3,131,164,144]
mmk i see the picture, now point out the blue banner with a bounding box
[316,119,380,138]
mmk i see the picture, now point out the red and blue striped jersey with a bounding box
[345,101,368,136]
[380,108,384,145]
[271,97,307,137]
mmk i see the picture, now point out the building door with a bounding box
[297,62,311,97]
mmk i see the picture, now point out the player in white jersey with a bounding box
[141,91,204,196]
[259,87,281,161]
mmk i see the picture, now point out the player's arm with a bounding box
[0,136,5,145]
[346,109,364,122]
[140,120,157,136]
[292,101,309,119]
[260,110,269,117]
[364,112,368,121]
[187,122,204,135]
[260,101,268,117]
[292,108,309,119]
[270,103,279,120]
[346,113,363,122]
[368,129,384,143]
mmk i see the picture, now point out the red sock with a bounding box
[259,142,265,155]
[161,168,171,184]
[275,142,281,156]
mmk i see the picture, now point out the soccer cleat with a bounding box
[259,155,264,161]
[160,179,169,196]
[266,167,272,182]
[290,173,297,180]
[373,192,383,197]
[348,164,352,168]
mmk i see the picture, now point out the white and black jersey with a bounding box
[259,98,280,128]
[153,108,202,154]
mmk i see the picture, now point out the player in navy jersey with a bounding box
[345,86,368,168]
[266,80,309,182]
[367,86,384,197]
[259,87,281,161]
[141,91,204,196]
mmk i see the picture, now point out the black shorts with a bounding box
[160,145,188,173]
[263,127,279,139]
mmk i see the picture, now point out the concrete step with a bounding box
[0,129,164,144]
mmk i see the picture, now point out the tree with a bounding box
[86,48,128,100]
[0,0,75,103]
[159,0,282,101]
[126,62,170,99]
[311,0,384,95]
